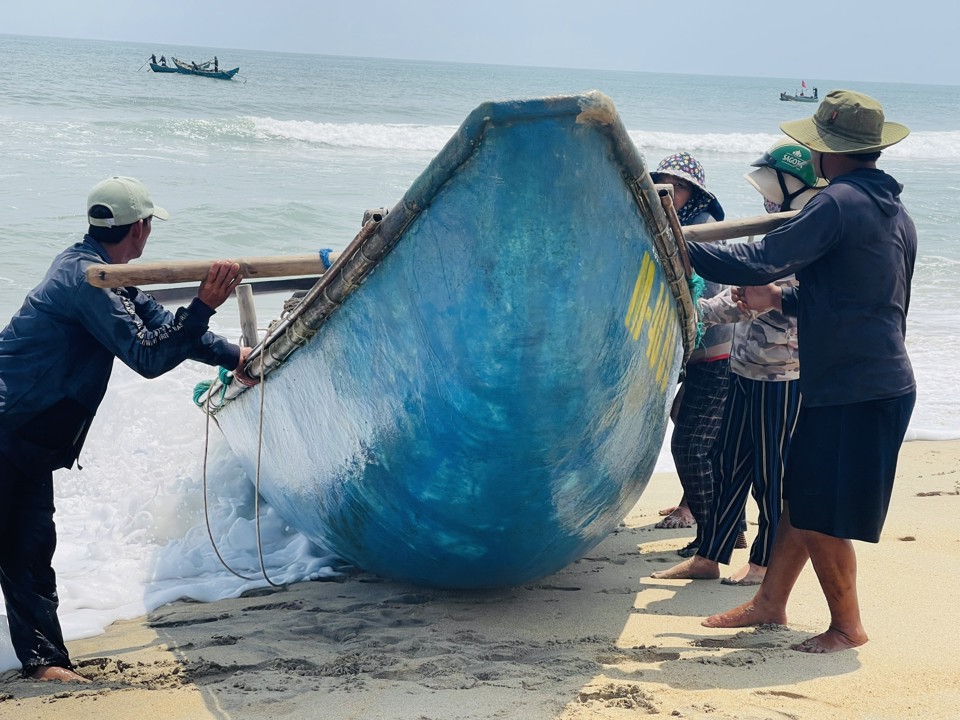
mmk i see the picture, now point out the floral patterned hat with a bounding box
[651,151,724,222]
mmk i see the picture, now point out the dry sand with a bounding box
[2,439,958,720]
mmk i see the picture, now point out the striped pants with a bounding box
[699,374,802,567]
[670,359,730,545]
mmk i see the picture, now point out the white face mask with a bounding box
[763,197,782,214]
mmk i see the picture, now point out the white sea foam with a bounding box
[0,359,340,672]
[234,116,960,160]
[248,116,458,151]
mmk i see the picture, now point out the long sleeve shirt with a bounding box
[686,168,916,407]
[0,236,239,467]
[699,278,799,382]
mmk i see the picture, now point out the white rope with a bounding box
[200,331,282,588]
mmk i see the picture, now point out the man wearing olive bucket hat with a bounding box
[683,90,917,653]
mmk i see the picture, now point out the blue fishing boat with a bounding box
[149,56,239,80]
[149,62,178,74]
[202,92,697,588]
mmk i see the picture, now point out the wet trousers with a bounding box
[0,447,72,675]
[699,374,802,566]
[670,359,730,546]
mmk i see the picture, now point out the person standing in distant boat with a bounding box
[649,153,733,559]
[213,56,218,72]
[685,90,916,653]
[0,176,258,682]
[159,55,167,66]
[150,53,157,65]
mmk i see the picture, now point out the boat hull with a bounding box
[779,92,817,102]
[153,59,239,80]
[211,93,685,588]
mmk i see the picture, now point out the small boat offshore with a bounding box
[201,92,699,588]
[779,81,818,102]
[149,56,239,80]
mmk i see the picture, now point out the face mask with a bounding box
[763,198,782,214]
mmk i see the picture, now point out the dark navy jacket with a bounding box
[0,236,240,468]
[686,168,916,407]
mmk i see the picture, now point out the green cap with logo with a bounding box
[86,176,170,227]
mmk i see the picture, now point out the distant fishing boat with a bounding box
[780,81,818,102]
[149,56,239,80]
[148,62,178,74]
[200,92,698,589]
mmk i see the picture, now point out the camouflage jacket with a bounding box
[698,277,799,381]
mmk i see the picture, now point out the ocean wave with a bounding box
[905,427,960,441]
[244,117,960,159]
[247,116,458,151]
[5,113,960,160]
[630,129,960,159]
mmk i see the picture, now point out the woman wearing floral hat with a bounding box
[650,153,733,559]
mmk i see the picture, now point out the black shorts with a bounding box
[784,391,915,542]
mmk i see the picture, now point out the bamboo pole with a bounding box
[85,253,342,288]
[235,284,259,347]
[683,211,798,243]
[85,210,795,291]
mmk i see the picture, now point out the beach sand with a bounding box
[2,439,957,720]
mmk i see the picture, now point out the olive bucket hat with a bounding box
[779,89,909,154]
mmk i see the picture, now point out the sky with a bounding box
[3,1,956,86]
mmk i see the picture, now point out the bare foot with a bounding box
[720,562,766,586]
[792,626,868,653]
[701,599,787,628]
[650,555,719,580]
[658,505,678,516]
[29,665,90,683]
[655,506,695,529]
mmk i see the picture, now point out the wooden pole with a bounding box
[683,211,798,244]
[236,284,259,347]
[85,252,341,288]
[85,209,795,291]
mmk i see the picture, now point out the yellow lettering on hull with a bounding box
[624,251,679,391]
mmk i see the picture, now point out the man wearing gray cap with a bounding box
[684,91,917,653]
[0,176,257,681]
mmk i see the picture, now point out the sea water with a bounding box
[1,34,958,671]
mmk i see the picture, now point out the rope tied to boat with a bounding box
[192,366,233,407]
[196,327,284,589]
[687,272,706,348]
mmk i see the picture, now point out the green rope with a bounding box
[193,366,233,407]
[688,272,707,349]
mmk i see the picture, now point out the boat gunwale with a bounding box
[202,91,693,414]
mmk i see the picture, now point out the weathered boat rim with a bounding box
[200,91,695,414]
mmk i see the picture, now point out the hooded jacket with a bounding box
[0,236,240,468]
[686,168,916,407]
